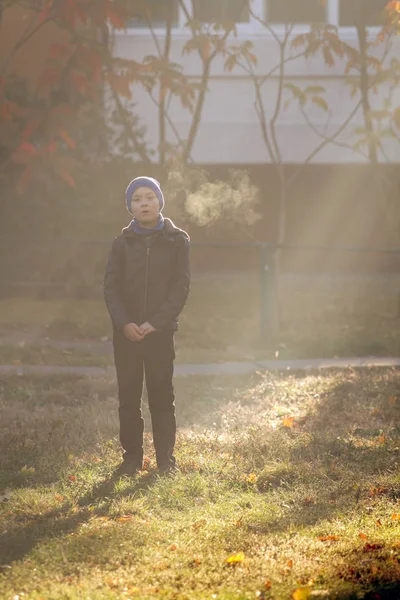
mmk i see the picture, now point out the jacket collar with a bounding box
[122,217,189,241]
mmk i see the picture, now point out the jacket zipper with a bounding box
[143,247,150,320]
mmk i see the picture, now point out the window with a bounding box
[339,0,389,27]
[266,0,326,24]
[127,0,179,28]
[192,0,250,23]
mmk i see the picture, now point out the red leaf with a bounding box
[62,173,76,188]
[19,143,36,155]
[364,542,384,551]
[68,474,77,481]
[21,120,41,143]
[105,0,127,29]
[38,0,53,22]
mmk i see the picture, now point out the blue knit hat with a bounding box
[125,177,165,214]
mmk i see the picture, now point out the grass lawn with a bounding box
[0,274,400,365]
[0,368,399,599]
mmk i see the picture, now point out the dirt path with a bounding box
[1,356,400,377]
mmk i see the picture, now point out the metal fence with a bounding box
[1,236,400,337]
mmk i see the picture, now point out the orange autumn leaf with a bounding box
[60,172,76,188]
[265,580,272,590]
[359,532,368,540]
[292,588,311,600]
[282,416,295,428]
[60,130,76,150]
[391,514,400,520]
[168,544,177,551]
[287,559,294,568]
[376,519,383,527]
[369,486,388,497]
[318,535,340,542]
[55,494,65,502]
[68,475,77,482]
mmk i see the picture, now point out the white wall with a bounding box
[112,2,400,165]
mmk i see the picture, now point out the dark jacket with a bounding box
[104,218,190,332]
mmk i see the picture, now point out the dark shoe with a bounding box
[115,458,142,476]
[158,462,178,476]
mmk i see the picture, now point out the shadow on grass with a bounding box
[0,469,162,567]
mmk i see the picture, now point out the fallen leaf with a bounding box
[304,496,316,505]
[168,544,177,551]
[376,519,382,527]
[192,519,207,530]
[68,475,77,482]
[55,494,65,502]
[359,532,368,540]
[391,514,400,520]
[292,588,311,600]
[282,416,295,428]
[318,535,340,542]
[225,552,245,564]
[288,559,294,568]
[364,542,384,551]
[369,486,388,497]
[265,580,272,590]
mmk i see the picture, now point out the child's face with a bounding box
[130,186,160,227]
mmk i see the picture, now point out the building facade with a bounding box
[112,0,400,166]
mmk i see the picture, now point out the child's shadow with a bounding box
[78,469,159,508]
[1,471,160,568]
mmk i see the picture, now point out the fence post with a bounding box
[259,244,274,340]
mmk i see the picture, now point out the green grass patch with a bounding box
[0,369,399,598]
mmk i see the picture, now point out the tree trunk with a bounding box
[159,2,173,165]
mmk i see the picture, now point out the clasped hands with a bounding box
[123,322,156,342]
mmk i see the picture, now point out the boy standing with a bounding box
[104,177,190,475]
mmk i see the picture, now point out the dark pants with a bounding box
[113,330,176,469]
